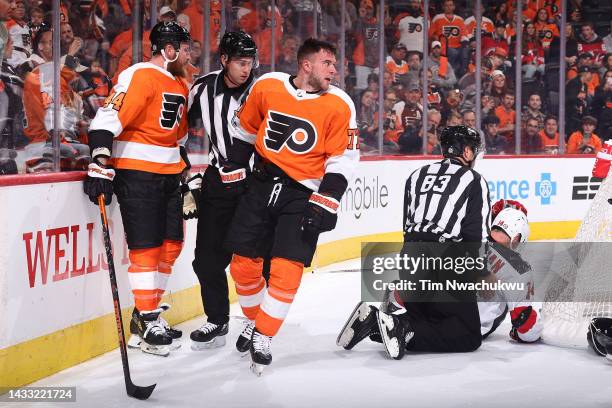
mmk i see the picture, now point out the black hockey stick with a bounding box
[98,195,156,400]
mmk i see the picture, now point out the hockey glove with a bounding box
[181,173,203,220]
[219,164,248,195]
[491,199,528,220]
[84,162,115,205]
[301,192,340,235]
[509,305,540,343]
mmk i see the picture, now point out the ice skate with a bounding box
[377,310,414,360]
[136,308,172,357]
[190,322,228,350]
[250,329,272,376]
[236,320,254,354]
[129,306,181,350]
[336,302,380,350]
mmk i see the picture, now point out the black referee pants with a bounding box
[398,235,482,353]
[192,166,243,326]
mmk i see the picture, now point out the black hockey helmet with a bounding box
[439,125,484,159]
[219,31,258,66]
[588,317,612,357]
[150,21,191,54]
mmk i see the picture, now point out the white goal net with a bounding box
[541,166,612,348]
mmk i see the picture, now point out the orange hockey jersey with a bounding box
[429,14,468,52]
[89,62,189,174]
[234,72,359,191]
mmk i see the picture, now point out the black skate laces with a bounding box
[241,321,254,339]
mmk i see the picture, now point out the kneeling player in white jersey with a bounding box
[479,205,542,343]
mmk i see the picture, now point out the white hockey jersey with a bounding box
[397,15,426,53]
[478,242,542,342]
[6,20,31,68]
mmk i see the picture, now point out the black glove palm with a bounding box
[301,192,340,234]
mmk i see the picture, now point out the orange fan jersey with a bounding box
[234,72,359,191]
[429,14,468,51]
[89,62,189,174]
[464,16,494,39]
[535,22,559,48]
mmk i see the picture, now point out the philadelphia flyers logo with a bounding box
[264,111,317,154]
[160,92,186,129]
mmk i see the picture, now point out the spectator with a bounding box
[577,22,606,68]
[481,93,496,117]
[429,0,469,77]
[357,89,378,145]
[440,88,462,124]
[182,0,220,53]
[427,40,457,90]
[80,58,112,115]
[426,68,443,110]
[177,13,190,31]
[487,69,511,106]
[566,65,593,133]
[567,115,603,153]
[603,21,612,55]
[250,1,283,69]
[592,70,612,141]
[366,72,379,96]
[446,109,463,126]
[539,115,560,153]
[482,114,507,154]
[464,3,494,40]
[404,50,422,86]
[462,109,476,128]
[378,88,402,151]
[521,21,545,80]
[397,82,423,133]
[522,93,546,130]
[522,117,543,153]
[385,41,409,86]
[5,0,29,69]
[352,0,380,91]
[276,34,299,74]
[396,83,424,154]
[394,0,425,55]
[494,90,516,143]
[599,52,612,79]
[481,20,510,63]
[23,26,90,172]
[424,108,442,154]
[159,6,177,23]
[534,7,559,49]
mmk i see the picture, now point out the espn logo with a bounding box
[572,176,603,200]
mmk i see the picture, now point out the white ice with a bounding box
[22,259,612,408]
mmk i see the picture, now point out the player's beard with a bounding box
[167,59,186,78]
[307,74,327,92]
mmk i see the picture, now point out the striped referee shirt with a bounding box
[403,158,491,242]
[188,70,255,168]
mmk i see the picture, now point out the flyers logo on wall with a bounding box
[264,111,318,154]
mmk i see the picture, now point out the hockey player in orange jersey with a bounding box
[221,38,359,375]
[83,21,192,356]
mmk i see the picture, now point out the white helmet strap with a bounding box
[161,47,179,70]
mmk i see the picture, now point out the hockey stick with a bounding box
[97,195,156,400]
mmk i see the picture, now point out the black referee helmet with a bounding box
[440,125,483,159]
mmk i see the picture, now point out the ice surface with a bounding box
[23,259,612,408]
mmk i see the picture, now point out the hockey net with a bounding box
[541,167,612,348]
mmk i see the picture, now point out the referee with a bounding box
[337,126,491,360]
[379,125,491,359]
[187,31,258,350]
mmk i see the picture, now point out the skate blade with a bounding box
[127,334,142,349]
[169,340,181,350]
[250,362,265,377]
[190,335,226,351]
[140,342,170,357]
[336,301,369,348]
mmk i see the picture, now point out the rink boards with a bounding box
[0,155,598,388]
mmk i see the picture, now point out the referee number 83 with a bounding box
[420,175,451,193]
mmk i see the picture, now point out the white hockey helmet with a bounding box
[492,207,530,247]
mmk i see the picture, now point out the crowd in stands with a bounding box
[0,0,610,174]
